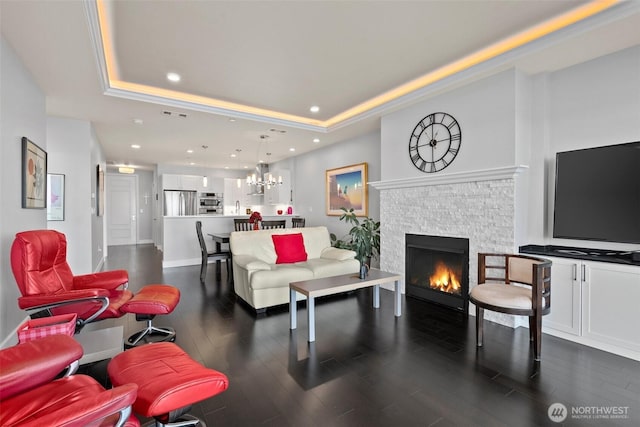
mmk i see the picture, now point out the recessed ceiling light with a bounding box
[309,105,319,113]
[243,165,248,169]
[224,166,229,169]
[131,144,140,149]
[228,118,236,122]
[167,72,181,82]
[230,154,236,158]
[186,149,193,154]
[133,118,143,125]
[313,138,320,143]
[189,162,195,165]
[289,148,296,152]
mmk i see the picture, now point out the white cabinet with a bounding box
[162,174,181,190]
[203,177,224,194]
[263,170,291,205]
[162,174,203,191]
[181,175,203,192]
[543,257,581,335]
[224,178,253,213]
[543,256,640,355]
[582,262,640,353]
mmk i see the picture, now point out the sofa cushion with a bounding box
[272,233,307,264]
[250,266,314,290]
[303,258,361,278]
[320,247,357,261]
[233,255,272,271]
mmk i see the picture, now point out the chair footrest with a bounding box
[108,343,229,422]
[120,284,179,315]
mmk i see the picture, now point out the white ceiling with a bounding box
[2,0,640,171]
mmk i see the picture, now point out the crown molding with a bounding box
[84,0,632,132]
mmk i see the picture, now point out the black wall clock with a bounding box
[408,112,461,173]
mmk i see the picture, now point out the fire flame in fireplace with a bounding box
[429,261,461,295]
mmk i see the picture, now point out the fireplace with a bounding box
[405,234,469,314]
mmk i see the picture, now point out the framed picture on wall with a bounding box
[326,162,368,216]
[21,137,47,209]
[47,173,65,221]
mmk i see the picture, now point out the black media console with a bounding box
[519,245,640,266]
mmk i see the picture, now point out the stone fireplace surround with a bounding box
[371,166,527,327]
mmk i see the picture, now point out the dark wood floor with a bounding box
[94,244,640,426]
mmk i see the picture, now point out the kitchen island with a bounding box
[162,215,297,268]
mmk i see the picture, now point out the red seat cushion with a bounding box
[272,233,308,264]
[120,285,180,315]
[108,342,228,419]
[0,375,139,427]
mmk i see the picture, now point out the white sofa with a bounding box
[230,226,359,311]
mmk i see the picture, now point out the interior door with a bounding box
[107,174,137,246]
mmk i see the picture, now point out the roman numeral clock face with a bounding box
[408,112,461,173]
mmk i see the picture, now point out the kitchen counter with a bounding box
[162,214,300,268]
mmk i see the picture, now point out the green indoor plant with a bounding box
[330,208,380,270]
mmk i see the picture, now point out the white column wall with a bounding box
[1,37,47,343]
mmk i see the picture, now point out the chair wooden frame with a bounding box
[196,221,231,283]
[261,220,286,229]
[469,253,551,361]
[291,217,305,228]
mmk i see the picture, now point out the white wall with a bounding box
[136,170,154,243]
[1,37,47,342]
[285,131,381,242]
[533,45,640,251]
[380,46,640,254]
[47,117,102,273]
[381,69,518,182]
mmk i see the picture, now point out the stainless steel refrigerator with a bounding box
[163,190,197,216]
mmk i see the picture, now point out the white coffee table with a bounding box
[289,269,403,342]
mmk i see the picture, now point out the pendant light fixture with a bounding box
[202,145,209,187]
[246,135,283,187]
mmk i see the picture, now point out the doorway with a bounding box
[106,174,138,246]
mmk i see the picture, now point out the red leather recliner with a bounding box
[0,335,139,427]
[11,230,181,348]
[1,335,229,427]
[11,230,132,332]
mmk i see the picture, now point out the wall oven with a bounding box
[199,192,223,215]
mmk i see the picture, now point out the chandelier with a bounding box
[246,135,284,187]
[246,169,283,187]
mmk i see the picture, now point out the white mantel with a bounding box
[369,165,528,190]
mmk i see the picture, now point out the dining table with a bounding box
[208,232,232,281]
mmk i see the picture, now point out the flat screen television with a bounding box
[553,141,640,244]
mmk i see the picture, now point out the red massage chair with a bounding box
[11,230,179,345]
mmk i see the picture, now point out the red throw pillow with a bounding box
[272,233,307,264]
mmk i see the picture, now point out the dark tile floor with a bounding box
[93,244,639,426]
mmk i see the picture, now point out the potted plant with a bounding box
[330,208,380,277]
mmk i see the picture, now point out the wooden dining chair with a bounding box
[469,253,551,361]
[196,221,231,283]
[234,218,252,231]
[261,220,286,229]
[291,217,305,228]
